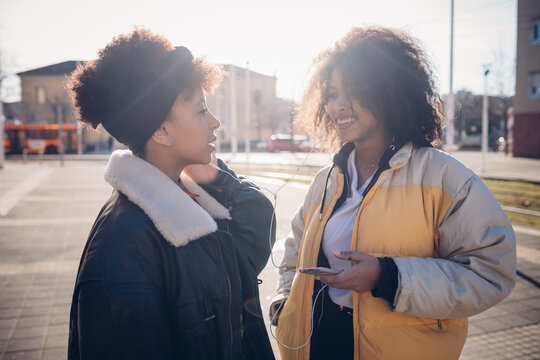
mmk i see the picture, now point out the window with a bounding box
[532,20,540,45]
[253,89,262,106]
[530,72,540,99]
[36,86,47,104]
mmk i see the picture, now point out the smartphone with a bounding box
[298,267,342,275]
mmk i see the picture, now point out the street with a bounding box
[0,156,539,359]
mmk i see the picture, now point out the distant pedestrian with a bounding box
[270,26,516,360]
[68,28,275,360]
[107,136,113,151]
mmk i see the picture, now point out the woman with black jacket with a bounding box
[67,28,275,360]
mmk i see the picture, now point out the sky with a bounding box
[0,0,517,103]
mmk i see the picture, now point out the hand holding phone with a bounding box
[299,267,342,275]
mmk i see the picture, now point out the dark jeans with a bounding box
[309,284,354,360]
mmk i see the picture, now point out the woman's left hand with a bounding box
[183,152,219,184]
[316,250,382,294]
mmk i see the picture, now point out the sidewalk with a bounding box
[460,226,540,359]
[0,161,110,359]
[449,151,540,183]
[0,158,539,359]
[223,149,540,183]
[10,149,540,182]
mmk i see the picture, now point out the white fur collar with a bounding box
[104,150,231,247]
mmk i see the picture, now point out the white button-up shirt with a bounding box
[322,150,373,308]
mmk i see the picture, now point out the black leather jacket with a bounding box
[68,160,276,359]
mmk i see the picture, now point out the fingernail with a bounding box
[333,250,341,257]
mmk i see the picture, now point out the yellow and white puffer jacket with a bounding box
[272,142,516,360]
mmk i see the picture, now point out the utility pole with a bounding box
[445,0,455,152]
[77,123,83,155]
[0,86,4,170]
[245,62,250,176]
[230,66,237,155]
[0,53,5,170]
[57,104,64,166]
[215,89,222,153]
[481,66,490,174]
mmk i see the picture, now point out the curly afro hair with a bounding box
[69,27,223,131]
[297,26,444,151]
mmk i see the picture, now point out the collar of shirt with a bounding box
[178,179,200,205]
[348,150,373,198]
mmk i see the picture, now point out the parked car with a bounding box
[267,134,310,152]
[253,139,268,151]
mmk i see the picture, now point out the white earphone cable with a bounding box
[214,147,326,350]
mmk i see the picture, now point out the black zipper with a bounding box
[319,163,336,220]
[320,143,399,219]
[361,144,396,198]
[214,234,234,359]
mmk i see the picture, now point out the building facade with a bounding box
[206,64,293,151]
[18,61,79,125]
[17,61,114,153]
[17,60,294,153]
[453,90,512,150]
[514,0,540,158]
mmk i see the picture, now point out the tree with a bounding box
[454,89,511,150]
[0,48,20,102]
[491,39,515,154]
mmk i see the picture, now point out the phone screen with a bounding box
[299,267,342,275]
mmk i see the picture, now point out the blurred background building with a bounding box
[452,90,513,153]
[17,61,78,124]
[513,0,540,158]
[6,0,538,158]
[16,61,113,153]
[11,60,297,154]
[206,64,295,152]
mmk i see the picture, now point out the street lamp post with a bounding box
[57,104,64,167]
[245,62,250,176]
[215,89,222,153]
[0,73,5,170]
[0,94,4,170]
[481,66,490,174]
[445,0,455,152]
[230,66,237,156]
[77,122,83,155]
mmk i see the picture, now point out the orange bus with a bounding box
[4,123,80,154]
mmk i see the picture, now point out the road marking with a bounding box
[22,196,105,203]
[240,175,310,190]
[37,184,110,190]
[502,206,540,217]
[0,168,52,216]
[512,225,540,237]
[0,259,80,276]
[272,241,540,265]
[257,171,314,182]
[0,217,95,227]
[517,245,540,266]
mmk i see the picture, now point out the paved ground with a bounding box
[21,148,540,183]
[222,149,540,183]
[0,152,539,359]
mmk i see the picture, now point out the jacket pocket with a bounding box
[173,302,209,337]
[173,302,222,358]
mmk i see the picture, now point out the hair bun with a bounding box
[69,60,105,129]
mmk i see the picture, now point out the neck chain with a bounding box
[356,163,377,169]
